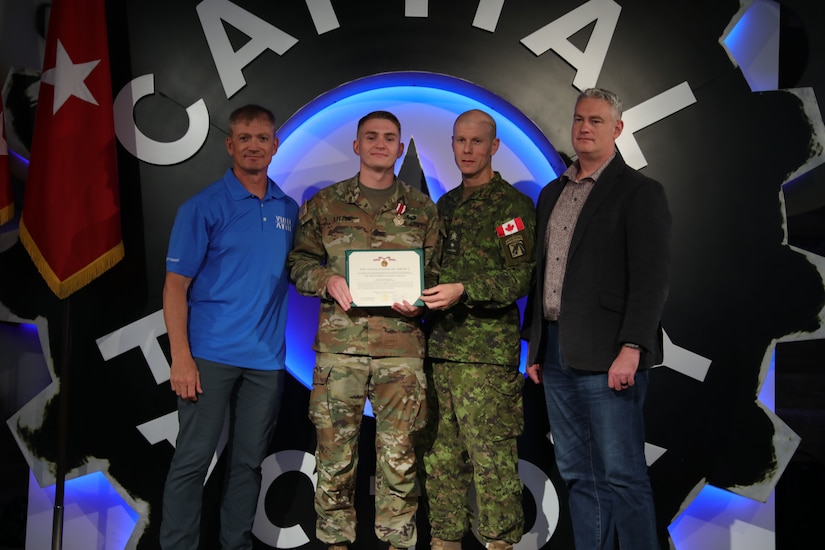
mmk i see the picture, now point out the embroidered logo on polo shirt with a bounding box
[276,215,293,232]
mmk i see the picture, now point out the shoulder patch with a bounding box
[504,234,527,260]
[298,200,312,224]
[495,217,525,237]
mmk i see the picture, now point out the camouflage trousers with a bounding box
[423,361,524,544]
[309,352,427,548]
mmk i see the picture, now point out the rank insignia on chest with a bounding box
[447,229,461,254]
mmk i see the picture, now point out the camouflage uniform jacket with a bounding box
[427,172,536,366]
[288,174,442,358]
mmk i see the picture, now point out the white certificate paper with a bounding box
[346,249,424,307]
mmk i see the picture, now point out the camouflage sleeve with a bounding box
[287,198,335,297]
[423,203,444,289]
[464,196,536,309]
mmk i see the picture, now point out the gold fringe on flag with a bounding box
[0,202,13,226]
[19,219,124,299]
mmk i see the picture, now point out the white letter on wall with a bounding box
[514,460,560,549]
[253,450,319,548]
[405,0,428,17]
[520,0,621,90]
[196,0,299,97]
[617,82,698,170]
[96,308,170,382]
[305,0,340,34]
[113,74,210,166]
[473,0,506,32]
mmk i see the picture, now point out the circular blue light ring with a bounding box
[277,71,566,176]
[278,71,565,390]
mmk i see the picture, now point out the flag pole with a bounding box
[18,0,123,541]
[51,297,71,550]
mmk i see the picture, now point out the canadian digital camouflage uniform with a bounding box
[423,172,535,545]
[288,174,441,549]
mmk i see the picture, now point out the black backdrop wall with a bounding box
[2,1,825,548]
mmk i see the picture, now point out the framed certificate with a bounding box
[346,249,425,307]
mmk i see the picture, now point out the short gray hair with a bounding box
[577,88,623,120]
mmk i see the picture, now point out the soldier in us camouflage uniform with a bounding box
[287,111,441,550]
[420,110,536,550]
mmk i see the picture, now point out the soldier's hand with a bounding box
[420,283,464,310]
[326,275,353,311]
[392,300,423,318]
[526,363,542,384]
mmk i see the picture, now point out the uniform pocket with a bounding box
[411,367,428,433]
[479,366,524,441]
[308,362,335,428]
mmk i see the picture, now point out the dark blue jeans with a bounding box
[160,359,285,550]
[541,322,658,550]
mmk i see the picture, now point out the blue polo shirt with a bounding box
[166,168,298,370]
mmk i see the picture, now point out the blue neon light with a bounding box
[723,8,752,53]
[276,72,565,179]
[33,471,139,547]
[723,0,780,92]
[668,358,777,547]
[668,483,773,546]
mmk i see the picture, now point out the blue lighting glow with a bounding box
[668,483,775,548]
[723,0,780,92]
[668,357,778,548]
[758,352,775,411]
[27,470,139,548]
[723,7,752,52]
[7,147,28,166]
[270,71,564,391]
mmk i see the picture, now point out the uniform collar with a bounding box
[343,173,407,207]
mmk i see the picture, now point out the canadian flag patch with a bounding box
[496,217,525,237]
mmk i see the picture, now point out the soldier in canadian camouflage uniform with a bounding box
[287,111,441,550]
[420,110,536,550]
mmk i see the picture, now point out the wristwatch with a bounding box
[622,342,641,350]
[459,289,469,304]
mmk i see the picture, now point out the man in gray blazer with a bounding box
[524,88,671,550]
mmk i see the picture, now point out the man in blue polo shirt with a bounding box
[160,104,298,550]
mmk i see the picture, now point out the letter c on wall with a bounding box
[113,74,209,165]
[253,450,318,548]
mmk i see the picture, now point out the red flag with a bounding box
[0,94,12,226]
[20,0,123,298]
